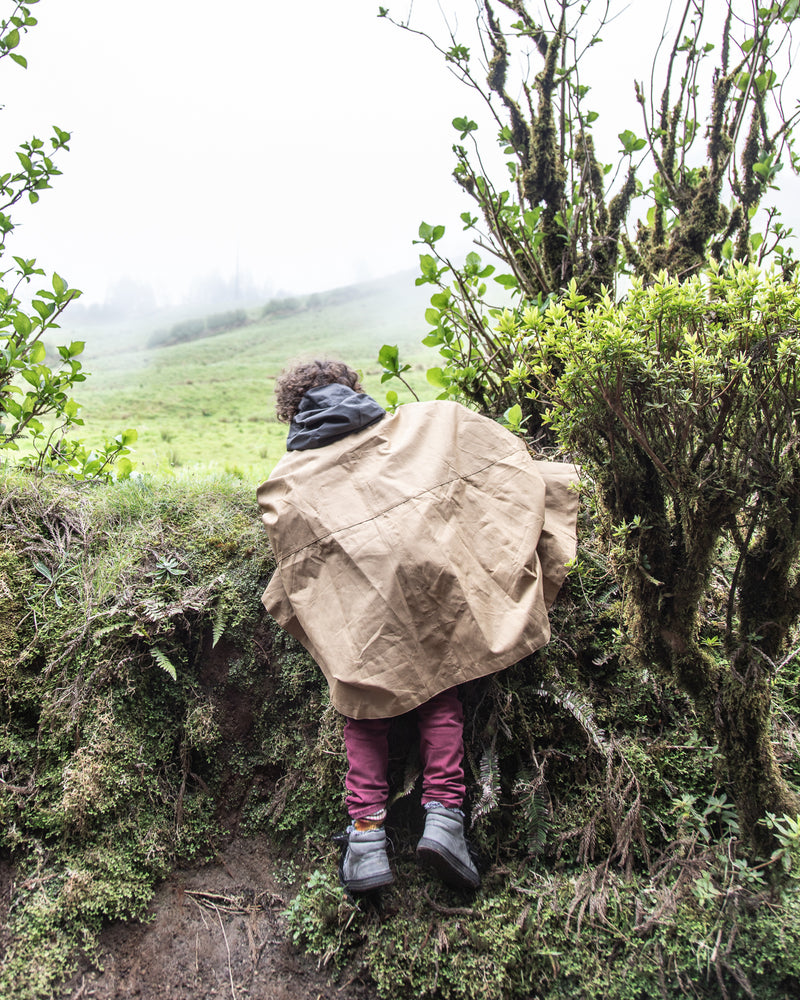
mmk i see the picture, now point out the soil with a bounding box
[56,837,379,1000]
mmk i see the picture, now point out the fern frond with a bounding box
[523,793,550,855]
[533,682,609,756]
[151,647,177,680]
[472,744,501,822]
[211,603,227,648]
[513,768,551,854]
[388,744,422,806]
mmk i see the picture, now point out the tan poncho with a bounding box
[258,400,579,719]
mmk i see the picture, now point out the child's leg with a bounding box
[343,716,392,823]
[415,688,479,889]
[340,716,394,891]
[415,687,466,809]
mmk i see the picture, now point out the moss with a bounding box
[2,466,799,998]
[287,855,800,999]
[0,470,277,998]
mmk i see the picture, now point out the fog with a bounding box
[0,0,797,314]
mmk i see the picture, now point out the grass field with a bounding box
[48,272,440,482]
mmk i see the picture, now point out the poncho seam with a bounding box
[272,453,519,563]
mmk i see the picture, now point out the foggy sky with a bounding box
[0,0,797,310]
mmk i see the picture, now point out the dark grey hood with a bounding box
[286,383,386,451]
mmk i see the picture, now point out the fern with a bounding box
[211,603,227,648]
[513,769,551,855]
[533,681,609,756]
[151,646,177,680]
[388,749,422,807]
[472,744,501,822]
[523,793,550,855]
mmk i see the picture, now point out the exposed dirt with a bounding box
[57,837,378,1000]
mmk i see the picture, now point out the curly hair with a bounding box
[274,359,363,423]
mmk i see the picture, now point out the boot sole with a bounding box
[339,862,394,894]
[344,872,394,893]
[416,839,480,890]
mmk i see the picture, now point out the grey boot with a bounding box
[337,827,394,893]
[416,805,480,890]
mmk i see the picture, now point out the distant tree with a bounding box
[0,2,135,478]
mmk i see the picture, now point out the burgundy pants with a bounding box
[343,687,466,820]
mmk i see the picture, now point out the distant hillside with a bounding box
[52,271,439,480]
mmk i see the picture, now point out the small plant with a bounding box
[152,555,188,581]
[762,812,800,878]
[377,343,419,402]
[284,868,362,968]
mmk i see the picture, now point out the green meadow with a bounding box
[53,272,439,482]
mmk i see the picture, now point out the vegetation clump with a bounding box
[0,471,277,997]
[147,308,250,349]
[3,463,799,999]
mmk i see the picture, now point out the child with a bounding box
[257,359,579,892]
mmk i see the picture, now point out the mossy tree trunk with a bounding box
[535,266,800,849]
[716,664,800,849]
[620,536,800,850]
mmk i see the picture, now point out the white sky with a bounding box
[0,0,797,308]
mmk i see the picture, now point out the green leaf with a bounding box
[32,299,53,320]
[755,70,777,93]
[452,116,478,139]
[418,254,438,278]
[32,560,52,582]
[68,340,85,357]
[12,312,32,337]
[781,0,799,20]
[4,28,20,49]
[10,52,27,68]
[494,274,519,289]
[465,251,482,271]
[426,367,449,388]
[378,344,399,371]
[417,222,445,244]
[114,457,134,480]
[503,403,524,432]
[29,340,45,363]
[618,129,646,154]
[418,221,436,242]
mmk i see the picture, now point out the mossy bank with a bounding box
[1,470,799,1000]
